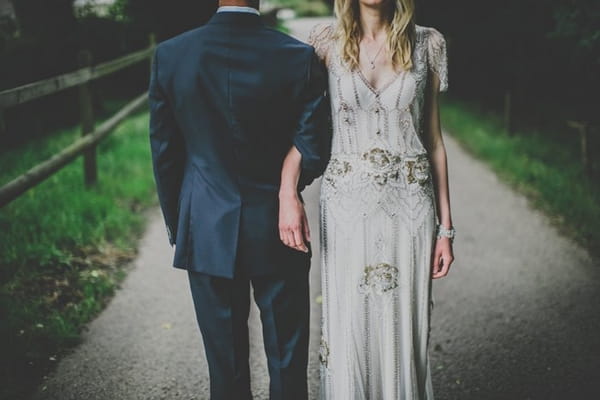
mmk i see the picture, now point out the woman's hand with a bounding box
[278,192,310,253]
[431,237,454,278]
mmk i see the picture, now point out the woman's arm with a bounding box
[278,146,310,253]
[423,71,455,279]
[277,42,332,253]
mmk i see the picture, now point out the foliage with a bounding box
[441,100,600,255]
[295,1,332,17]
[11,0,77,40]
[0,2,151,149]
[0,109,157,400]
[108,0,218,41]
[270,0,332,17]
[551,0,600,52]
[417,0,599,125]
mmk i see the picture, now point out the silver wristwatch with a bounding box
[436,224,456,242]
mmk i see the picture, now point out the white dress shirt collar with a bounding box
[217,6,260,16]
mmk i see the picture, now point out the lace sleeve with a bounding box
[307,22,334,65]
[426,28,448,92]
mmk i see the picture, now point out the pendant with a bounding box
[370,62,376,70]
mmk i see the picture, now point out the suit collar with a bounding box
[217,6,260,16]
[207,11,264,26]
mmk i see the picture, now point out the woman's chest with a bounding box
[326,45,429,114]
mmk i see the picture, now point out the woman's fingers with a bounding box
[280,229,290,247]
[431,239,455,279]
[439,262,450,277]
[433,260,446,278]
[280,225,306,252]
[431,254,442,277]
[277,196,309,253]
[279,228,286,245]
[287,229,297,250]
[292,227,308,253]
[431,249,441,270]
[438,257,451,277]
[433,252,453,278]
[431,247,443,278]
[303,213,311,243]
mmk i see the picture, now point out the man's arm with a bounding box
[292,48,332,192]
[148,46,186,246]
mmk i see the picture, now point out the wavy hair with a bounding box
[334,0,416,71]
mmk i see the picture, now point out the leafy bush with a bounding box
[295,1,332,17]
[270,0,332,17]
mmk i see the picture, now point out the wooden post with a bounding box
[0,93,148,208]
[149,33,156,73]
[567,120,591,176]
[504,90,512,135]
[78,50,97,186]
[0,109,6,137]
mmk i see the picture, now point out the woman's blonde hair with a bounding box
[334,0,416,71]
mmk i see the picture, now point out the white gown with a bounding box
[308,23,448,400]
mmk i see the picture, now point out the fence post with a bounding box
[504,90,513,135]
[0,109,6,136]
[149,33,156,75]
[78,50,97,186]
[567,120,591,176]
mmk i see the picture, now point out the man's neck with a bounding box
[219,0,259,9]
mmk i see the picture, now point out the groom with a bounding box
[148,1,331,399]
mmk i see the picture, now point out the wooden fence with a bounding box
[501,89,595,177]
[0,35,156,208]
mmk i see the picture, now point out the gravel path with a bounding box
[32,18,600,400]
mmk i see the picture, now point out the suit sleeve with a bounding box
[148,46,186,246]
[293,48,332,192]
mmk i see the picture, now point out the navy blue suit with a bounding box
[148,10,331,400]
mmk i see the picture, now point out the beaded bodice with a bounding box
[308,23,447,157]
[308,23,448,226]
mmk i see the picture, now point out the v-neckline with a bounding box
[356,67,404,96]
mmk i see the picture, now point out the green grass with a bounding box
[441,99,600,255]
[0,109,157,399]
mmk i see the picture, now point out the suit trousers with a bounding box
[187,260,310,400]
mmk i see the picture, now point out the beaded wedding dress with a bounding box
[308,23,448,400]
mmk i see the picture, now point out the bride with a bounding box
[305,0,455,398]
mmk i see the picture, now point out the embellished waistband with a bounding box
[326,149,431,187]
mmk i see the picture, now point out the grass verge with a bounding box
[0,108,157,399]
[441,99,600,257]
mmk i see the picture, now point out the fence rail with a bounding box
[0,94,147,208]
[0,35,156,208]
[0,46,154,109]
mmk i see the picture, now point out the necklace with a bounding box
[364,40,386,70]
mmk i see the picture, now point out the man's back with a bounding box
[149,11,331,278]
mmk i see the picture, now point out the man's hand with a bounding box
[278,193,310,253]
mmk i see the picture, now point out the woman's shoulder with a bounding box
[308,21,335,43]
[307,21,336,62]
[414,24,446,46]
[415,25,449,91]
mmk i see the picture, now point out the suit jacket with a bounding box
[148,11,331,278]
